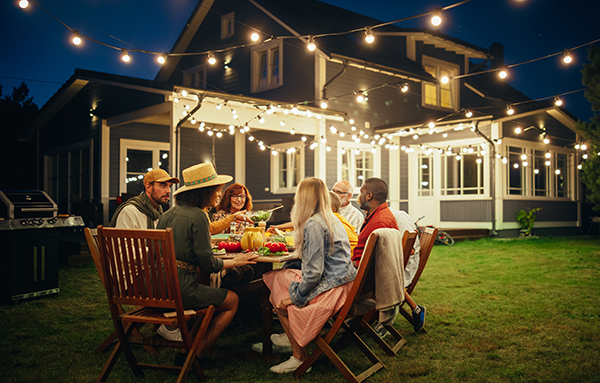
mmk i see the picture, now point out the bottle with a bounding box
[229,221,237,242]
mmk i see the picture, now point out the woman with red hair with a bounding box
[210,183,254,235]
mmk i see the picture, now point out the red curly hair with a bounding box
[216,183,253,213]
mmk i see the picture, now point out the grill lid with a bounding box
[0,190,58,219]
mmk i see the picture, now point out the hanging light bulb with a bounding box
[583,153,589,159]
[216,132,223,138]
[441,75,450,84]
[19,0,29,8]
[157,53,168,65]
[290,128,296,135]
[326,145,332,152]
[340,131,345,137]
[248,135,255,141]
[190,117,196,124]
[251,32,259,42]
[521,154,527,160]
[207,130,214,136]
[578,164,582,170]
[476,157,482,164]
[545,151,551,158]
[320,98,328,109]
[543,134,550,145]
[442,132,448,138]
[506,104,514,115]
[181,89,188,97]
[555,169,561,175]
[329,126,337,134]
[554,95,563,106]
[207,51,216,65]
[499,67,508,79]
[121,49,131,63]
[272,150,278,156]
[581,143,588,150]
[502,157,508,164]
[356,91,365,103]
[371,146,377,153]
[364,27,375,44]
[465,109,473,118]
[428,121,435,129]
[341,148,346,154]
[320,136,327,144]
[307,35,316,51]
[72,31,82,46]
[431,8,442,26]
[400,83,409,92]
[259,117,265,124]
[545,160,551,166]
[515,127,522,134]
[562,49,573,64]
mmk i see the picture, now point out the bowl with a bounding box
[246,210,272,223]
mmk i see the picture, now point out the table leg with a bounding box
[262,263,273,356]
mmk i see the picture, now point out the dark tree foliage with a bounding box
[0,82,39,190]
[577,45,600,211]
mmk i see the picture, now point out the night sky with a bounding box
[1,0,599,122]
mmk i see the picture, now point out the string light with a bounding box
[364,27,374,44]
[320,98,328,109]
[428,121,435,129]
[157,53,167,65]
[441,75,450,84]
[251,32,259,42]
[543,134,550,144]
[18,0,28,9]
[464,109,473,118]
[356,91,366,103]
[562,49,573,64]
[400,83,409,92]
[207,51,216,65]
[72,31,82,46]
[515,127,522,134]
[121,49,130,63]
[581,144,588,150]
[431,8,442,26]
[499,67,508,79]
[506,104,515,115]
[554,95,563,106]
[307,35,316,51]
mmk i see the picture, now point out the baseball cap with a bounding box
[143,169,180,185]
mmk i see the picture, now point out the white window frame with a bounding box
[183,63,207,89]
[421,55,460,111]
[418,152,433,196]
[441,146,485,196]
[221,12,234,39]
[336,141,381,188]
[119,139,170,194]
[270,141,304,194]
[251,39,283,93]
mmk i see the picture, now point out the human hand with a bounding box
[233,210,250,222]
[266,226,277,234]
[233,251,258,266]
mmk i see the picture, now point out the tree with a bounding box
[576,45,600,211]
[0,82,39,190]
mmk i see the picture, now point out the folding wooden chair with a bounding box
[402,231,418,269]
[84,228,156,355]
[294,232,387,383]
[95,226,215,383]
[399,226,437,329]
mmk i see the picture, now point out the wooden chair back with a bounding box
[402,231,418,269]
[84,227,105,287]
[406,226,437,295]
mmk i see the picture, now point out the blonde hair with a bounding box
[291,178,337,255]
[329,191,341,213]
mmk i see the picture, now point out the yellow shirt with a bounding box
[335,212,358,255]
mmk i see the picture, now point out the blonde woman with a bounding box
[263,177,357,373]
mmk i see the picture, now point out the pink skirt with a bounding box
[263,269,354,347]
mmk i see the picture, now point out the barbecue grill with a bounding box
[0,190,84,302]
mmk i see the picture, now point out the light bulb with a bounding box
[400,83,408,92]
[476,157,482,164]
[121,50,130,63]
[583,153,589,159]
[307,35,316,51]
[465,110,473,118]
[555,169,561,175]
[515,127,522,134]
[543,137,550,144]
[326,145,332,152]
[356,91,365,103]
[502,157,508,164]
[207,130,214,136]
[157,53,167,65]
[431,8,442,26]
[441,75,449,84]
[521,154,527,160]
[513,163,519,169]
[554,95,563,106]
[290,128,296,135]
[545,160,551,166]
[581,144,588,150]
[181,89,188,97]
[272,150,278,156]
[428,121,435,129]
[216,132,223,138]
[563,49,573,64]
[499,67,508,79]
[545,152,551,158]
[251,32,259,42]
[320,99,328,109]
[19,0,28,9]
[329,126,337,134]
[506,105,514,115]
[72,31,82,46]
[208,51,216,65]
[364,27,374,44]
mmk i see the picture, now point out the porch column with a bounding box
[388,136,400,209]
[101,119,110,224]
[235,132,246,184]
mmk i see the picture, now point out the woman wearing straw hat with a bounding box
[157,162,258,358]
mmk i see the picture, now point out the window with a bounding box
[45,142,92,214]
[422,56,459,110]
[507,146,525,195]
[251,40,282,93]
[418,153,433,196]
[533,150,549,196]
[221,12,234,39]
[337,141,381,188]
[441,146,484,195]
[555,153,568,198]
[183,64,207,89]
[270,142,304,194]
[120,140,170,195]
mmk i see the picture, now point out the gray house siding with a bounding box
[440,200,493,222]
[503,200,578,222]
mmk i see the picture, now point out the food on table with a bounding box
[256,241,288,256]
[218,241,242,252]
[247,210,272,222]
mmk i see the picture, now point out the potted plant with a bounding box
[515,207,542,236]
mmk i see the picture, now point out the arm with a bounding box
[210,210,250,235]
[288,220,326,307]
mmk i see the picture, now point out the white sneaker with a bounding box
[157,324,182,342]
[270,356,304,373]
[270,332,292,347]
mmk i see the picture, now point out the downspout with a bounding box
[321,60,348,100]
[474,122,498,236]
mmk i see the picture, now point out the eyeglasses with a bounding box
[231,194,247,200]
[332,189,350,195]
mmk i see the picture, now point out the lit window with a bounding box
[119,139,170,195]
[442,146,483,195]
[555,153,568,198]
[507,146,525,195]
[221,12,234,40]
[251,40,283,93]
[422,56,459,110]
[271,141,304,194]
[418,153,433,196]
[533,150,549,196]
[338,141,380,188]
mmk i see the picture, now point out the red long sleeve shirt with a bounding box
[352,203,398,263]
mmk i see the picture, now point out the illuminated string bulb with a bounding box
[190,117,196,124]
[543,134,550,144]
[121,49,131,63]
[545,151,551,158]
[583,153,589,159]
[320,98,328,109]
[554,95,563,106]
[339,132,345,137]
[310,142,318,150]
[513,163,519,169]
[244,125,250,132]
[476,157,482,164]
[290,128,296,135]
[157,53,168,65]
[456,154,462,161]
[320,136,327,144]
[523,161,528,167]
[251,32,259,42]
[216,104,222,110]
[441,75,449,84]
[465,109,473,118]
[301,136,307,141]
[354,149,360,155]
[326,145,332,152]
[341,148,346,154]
[181,89,188,97]
[545,160,551,166]
[272,150,278,156]
[356,91,365,103]
[307,35,316,51]
[19,0,28,8]
[400,83,408,92]
[364,27,374,44]
[521,154,527,160]
[431,8,442,26]
[216,132,223,138]
[259,117,265,123]
[371,146,377,153]
[207,51,216,65]
[581,143,587,150]
[555,169,561,175]
[515,127,522,134]
[442,132,448,138]
[329,126,337,134]
[563,49,573,64]
[72,31,82,46]
[499,67,508,79]
[428,121,435,129]
[207,130,214,136]
[506,104,514,115]
[280,121,285,126]
[578,164,582,169]
[534,169,539,174]
[502,157,508,164]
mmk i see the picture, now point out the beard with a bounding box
[339,194,349,206]
[358,195,369,211]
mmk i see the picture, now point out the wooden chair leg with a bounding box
[95,341,122,383]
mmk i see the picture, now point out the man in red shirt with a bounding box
[353,177,426,332]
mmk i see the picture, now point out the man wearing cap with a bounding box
[332,180,364,232]
[109,169,179,229]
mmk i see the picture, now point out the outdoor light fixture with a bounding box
[259,117,265,123]
[157,53,167,64]
[364,27,374,44]
[431,8,442,26]
[521,154,527,160]
[307,35,316,51]
[400,83,409,92]
[578,164,583,170]
[19,0,28,9]
[190,117,196,124]
[583,153,589,159]
[554,95,563,106]
[441,75,450,84]
[251,32,259,42]
[329,125,337,134]
[502,157,508,164]
[545,151,551,158]
[465,109,473,118]
[320,98,328,109]
[543,134,550,144]
[581,143,588,150]
[207,130,214,136]
[545,160,551,166]
[356,91,365,103]
[72,31,82,46]
[181,89,188,97]
[562,49,573,64]
[555,169,561,175]
[121,49,130,62]
[291,104,298,113]
[499,67,508,79]
[428,121,435,129]
[207,51,216,65]
[506,104,515,115]
[515,127,522,134]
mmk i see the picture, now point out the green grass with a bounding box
[2,236,600,382]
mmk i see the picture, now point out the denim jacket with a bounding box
[289,212,357,308]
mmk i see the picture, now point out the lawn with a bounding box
[2,236,600,383]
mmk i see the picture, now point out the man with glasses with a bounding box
[332,180,364,232]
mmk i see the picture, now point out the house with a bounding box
[23,0,582,237]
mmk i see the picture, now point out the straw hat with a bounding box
[173,163,232,195]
